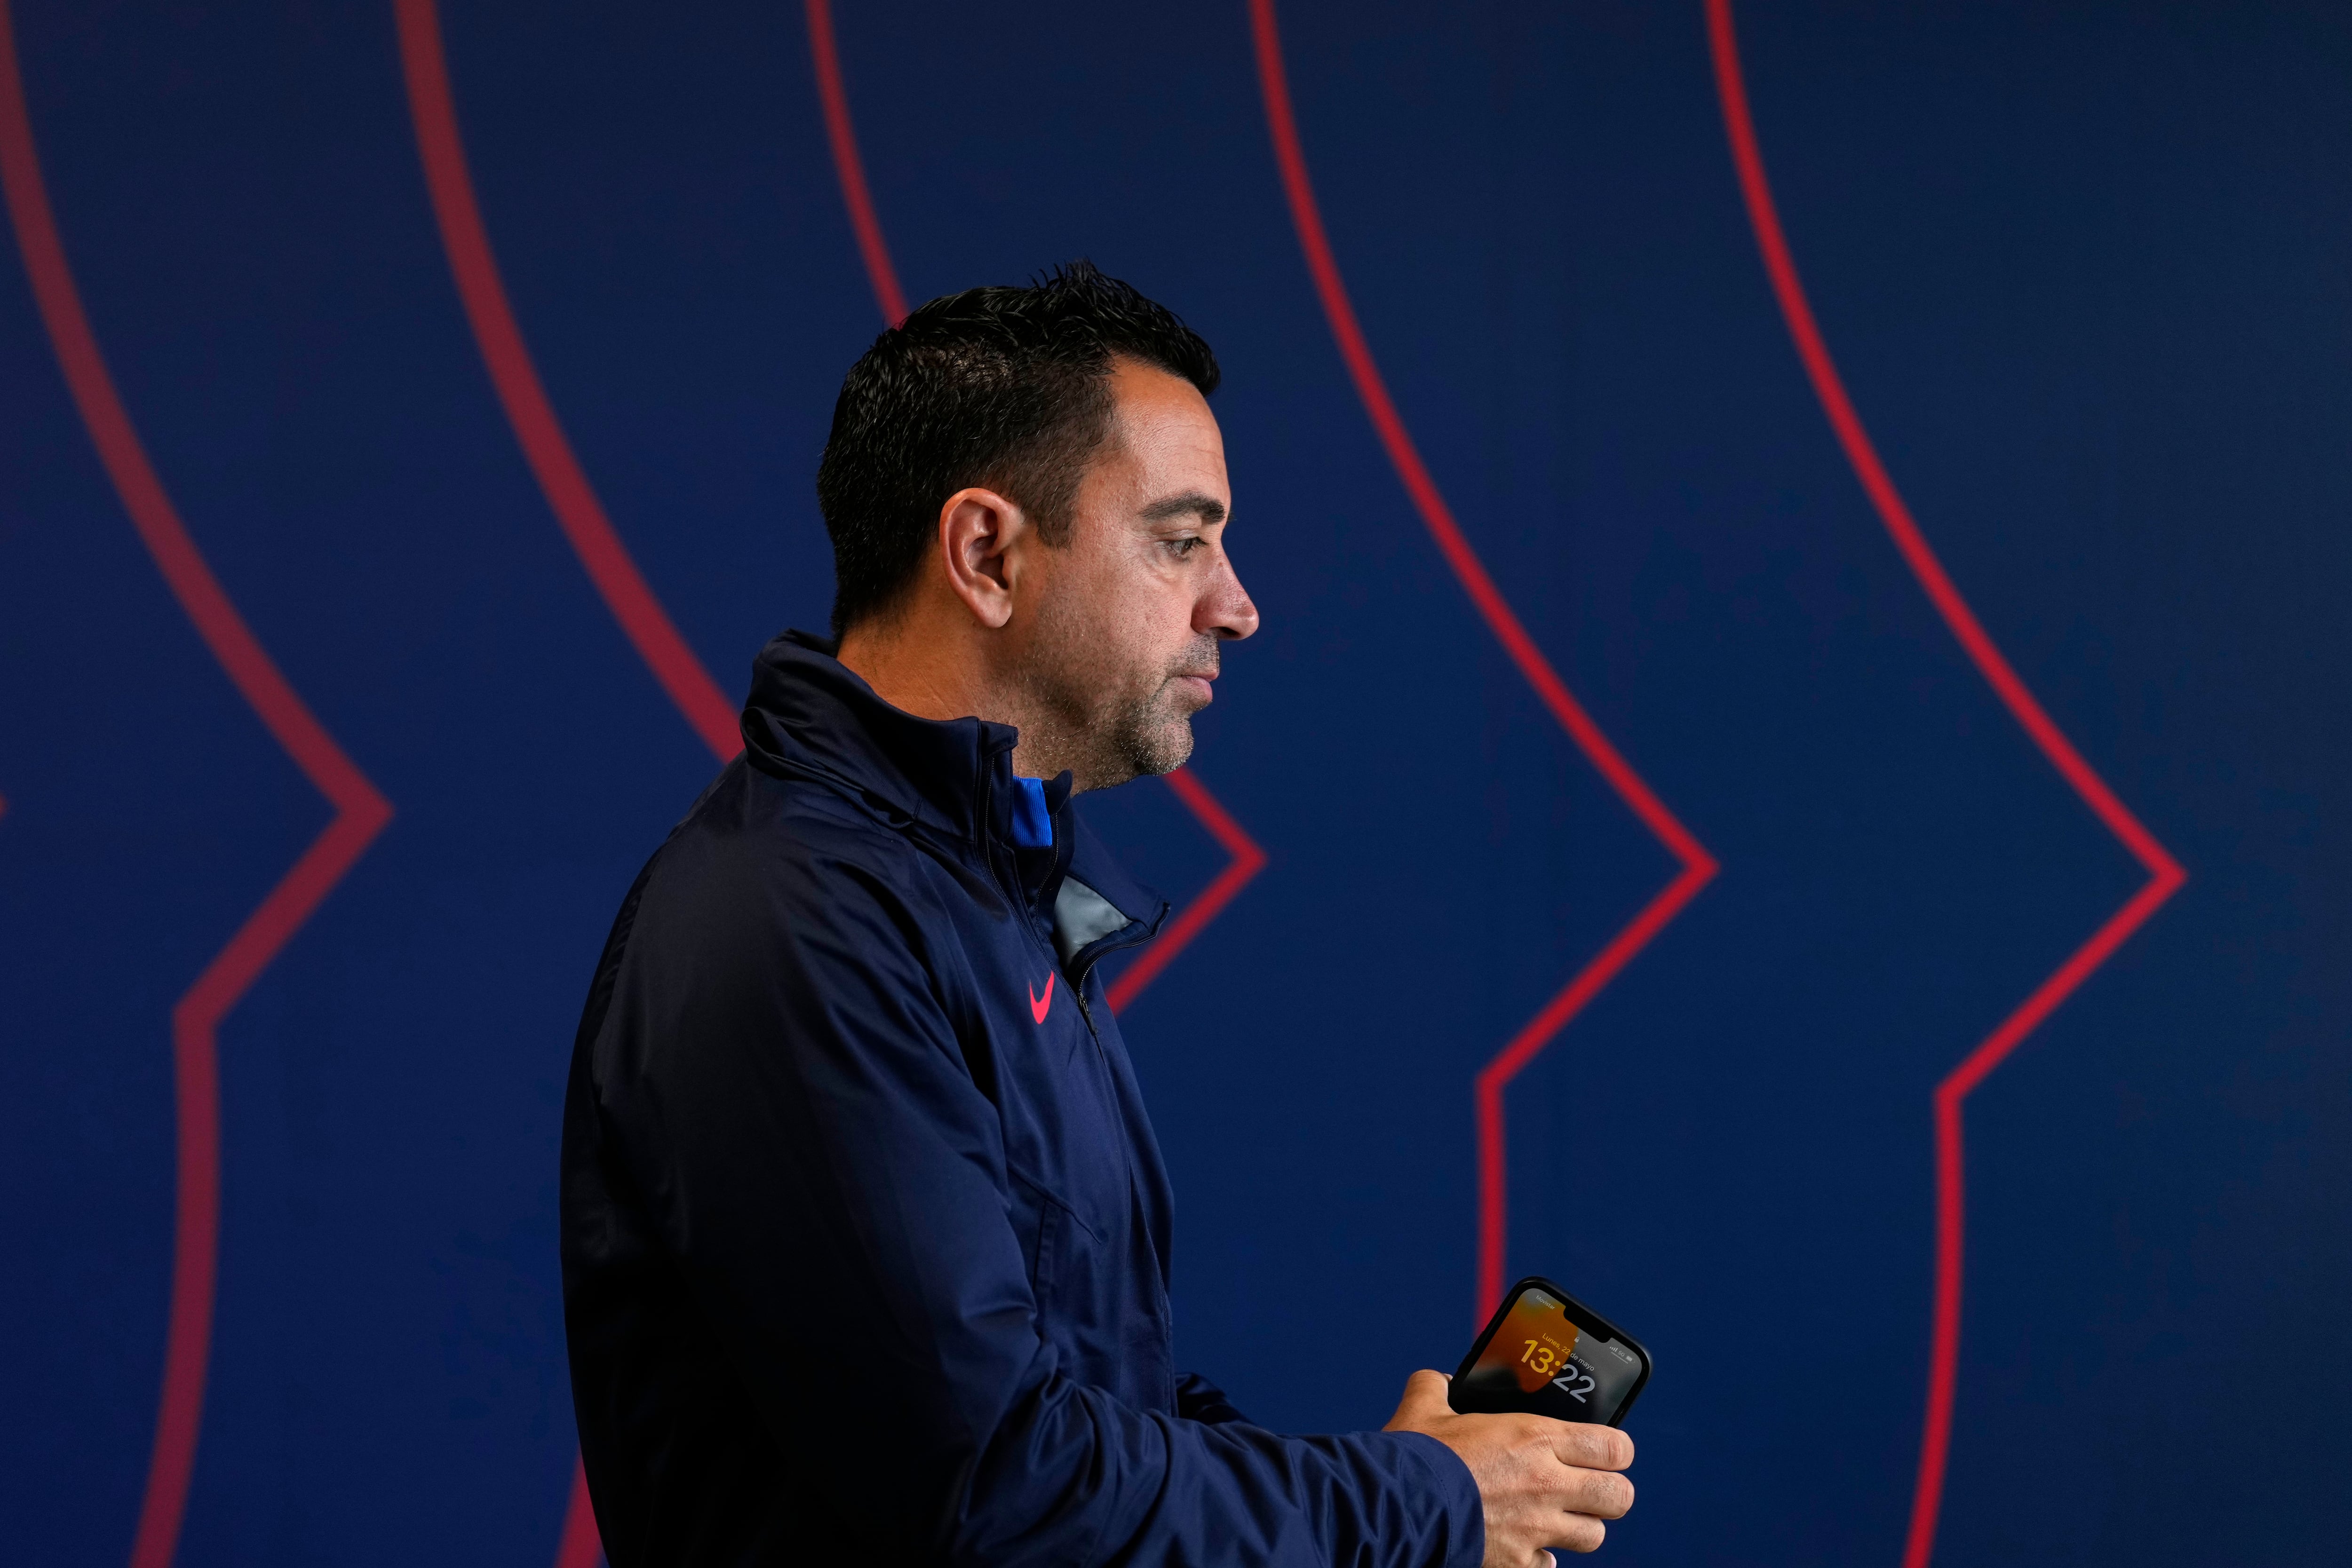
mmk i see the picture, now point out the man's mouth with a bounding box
[1161,640,1221,709]
[1168,670,1217,706]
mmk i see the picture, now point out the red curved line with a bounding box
[1702,4,2185,1563]
[1245,0,1717,1322]
[393,0,740,763]
[802,0,1268,1017]
[551,1457,601,1568]
[804,0,906,327]
[0,8,393,1566]
[1105,767,1268,1014]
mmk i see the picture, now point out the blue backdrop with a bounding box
[4,2,2346,1565]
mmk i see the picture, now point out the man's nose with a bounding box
[1200,554,1260,641]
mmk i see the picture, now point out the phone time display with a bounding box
[1520,1338,1598,1403]
[1454,1286,1642,1425]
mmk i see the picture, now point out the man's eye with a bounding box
[1162,537,1204,558]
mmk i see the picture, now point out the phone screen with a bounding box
[1454,1285,1645,1425]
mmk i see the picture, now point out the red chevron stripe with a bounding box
[550,1454,601,1568]
[394,0,741,765]
[1107,766,1269,1014]
[0,8,394,1566]
[1246,0,1717,1323]
[805,0,907,329]
[1702,5,2186,1564]
[803,0,1269,1016]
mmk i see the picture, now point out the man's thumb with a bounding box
[1385,1369,1456,1430]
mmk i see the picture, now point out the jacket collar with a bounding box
[1060,808,1165,933]
[1051,809,1171,970]
[739,629,1026,845]
[737,632,1166,939]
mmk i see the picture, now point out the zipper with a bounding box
[1062,908,1164,1040]
[1056,931,1106,1045]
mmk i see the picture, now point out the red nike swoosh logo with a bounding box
[1028,973,1056,1024]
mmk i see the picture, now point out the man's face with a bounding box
[1008,358,1258,791]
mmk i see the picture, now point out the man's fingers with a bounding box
[1382,1369,1455,1431]
[1544,1420,1634,1472]
[1557,1468,1633,1521]
[1552,1515,1608,1555]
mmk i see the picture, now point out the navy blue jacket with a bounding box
[561,631,1482,1567]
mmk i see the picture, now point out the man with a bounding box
[561,263,1633,1566]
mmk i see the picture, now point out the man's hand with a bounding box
[1384,1370,1634,1566]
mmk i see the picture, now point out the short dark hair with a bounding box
[816,261,1220,636]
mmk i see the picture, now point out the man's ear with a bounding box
[938,486,1029,630]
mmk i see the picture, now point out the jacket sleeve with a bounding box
[592,838,1484,1568]
[1175,1371,1251,1426]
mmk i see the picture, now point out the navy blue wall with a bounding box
[4,2,2346,1564]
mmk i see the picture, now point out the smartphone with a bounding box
[1449,1276,1653,1428]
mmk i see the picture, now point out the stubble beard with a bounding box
[1017,614,1217,792]
[1100,670,1203,783]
